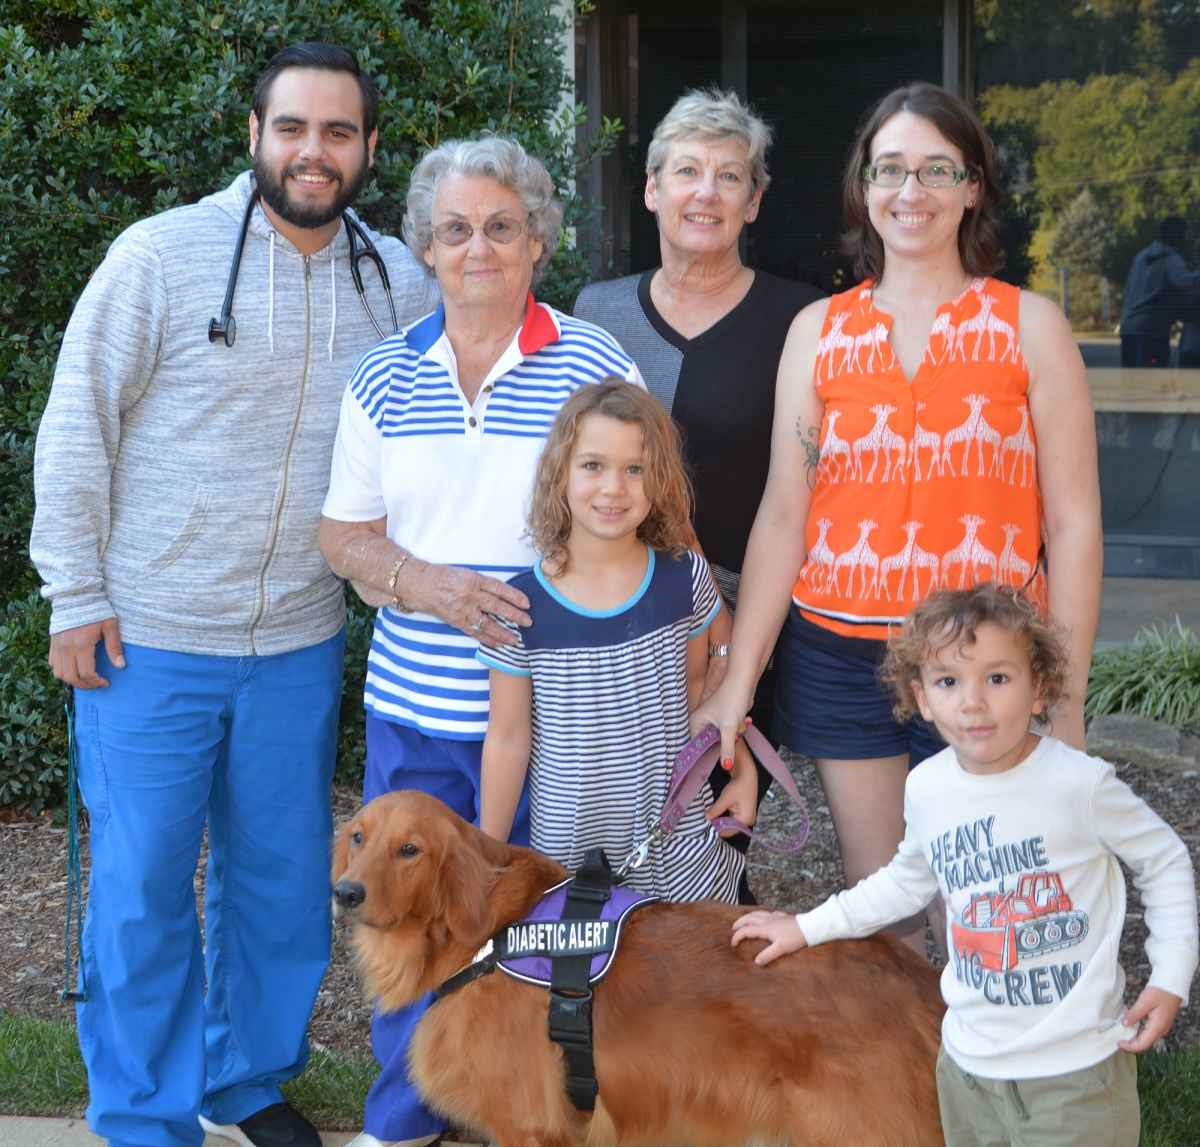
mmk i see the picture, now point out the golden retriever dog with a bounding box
[332,791,946,1147]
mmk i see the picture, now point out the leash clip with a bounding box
[614,825,665,881]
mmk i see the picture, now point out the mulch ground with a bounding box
[3,752,1198,1060]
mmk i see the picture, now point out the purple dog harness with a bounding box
[435,848,650,1110]
[492,877,659,987]
[434,726,809,1111]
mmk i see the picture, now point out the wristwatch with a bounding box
[708,644,730,658]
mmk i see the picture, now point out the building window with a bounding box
[979,1,1200,577]
[580,0,947,286]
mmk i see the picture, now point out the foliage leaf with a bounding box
[1086,620,1200,728]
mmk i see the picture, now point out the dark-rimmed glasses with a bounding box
[863,163,972,188]
[433,216,526,246]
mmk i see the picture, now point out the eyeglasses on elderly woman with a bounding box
[432,215,526,246]
[862,162,972,188]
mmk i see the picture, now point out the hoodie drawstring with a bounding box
[328,252,337,362]
[262,223,340,359]
[267,231,276,354]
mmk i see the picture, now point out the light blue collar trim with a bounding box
[535,547,655,617]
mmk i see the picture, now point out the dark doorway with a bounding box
[622,0,944,290]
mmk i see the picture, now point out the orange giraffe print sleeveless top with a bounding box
[793,277,1046,640]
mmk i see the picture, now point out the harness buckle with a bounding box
[548,988,594,1044]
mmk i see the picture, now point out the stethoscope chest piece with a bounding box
[209,188,259,349]
[208,314,236,347]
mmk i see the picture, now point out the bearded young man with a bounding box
[31,43,439,1147]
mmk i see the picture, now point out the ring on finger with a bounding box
[470,614,485,633]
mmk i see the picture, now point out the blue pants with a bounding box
[362,714,530,1141]
[73,634,345,1147]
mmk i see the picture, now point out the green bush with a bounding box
[0,589,71,809]
[335,591,375,789]
[1086,622,1200,728]
[0,0,617,809]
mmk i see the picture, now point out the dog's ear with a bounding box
[436,828,501,950]
[331,820,353,883]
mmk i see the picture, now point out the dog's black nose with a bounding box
[333,880,366,909]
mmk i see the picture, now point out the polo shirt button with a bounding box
[469,416,478,427]
[483,385,493,393]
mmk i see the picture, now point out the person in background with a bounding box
[1120,216,1200,367]
[574,90,823,877]
[317,137,642,1147]
[31,43,438,1147]
[694,82,1102,957]
[733,584,1197,1147]
[1177,237,1200,368]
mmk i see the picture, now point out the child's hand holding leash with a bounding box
[731,910,809,965]
[1117,986,1183,1052]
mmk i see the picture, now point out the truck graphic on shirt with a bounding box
[951,871,1089,974]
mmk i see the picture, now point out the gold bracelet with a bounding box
[388,554,414,613]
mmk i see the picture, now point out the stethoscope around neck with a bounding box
[208,187,399,347]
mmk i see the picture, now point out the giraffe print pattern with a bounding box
[794,277,1046,634]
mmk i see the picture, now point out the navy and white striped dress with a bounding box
[477,548,744,903]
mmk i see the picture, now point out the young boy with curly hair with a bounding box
[733,583,1198,1147]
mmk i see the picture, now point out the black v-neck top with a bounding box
[576,269,823,575]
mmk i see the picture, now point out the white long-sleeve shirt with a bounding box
[797,737,1198,1079]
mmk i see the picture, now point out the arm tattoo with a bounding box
[796,418,821,490]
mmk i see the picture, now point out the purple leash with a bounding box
[616,724,810,879]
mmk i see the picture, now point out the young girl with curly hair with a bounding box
[478,378,758,902]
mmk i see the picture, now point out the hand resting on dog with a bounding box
[333,790,947,1147]
[732,908,810,964]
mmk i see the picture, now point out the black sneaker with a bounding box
[200,1102,322,1147]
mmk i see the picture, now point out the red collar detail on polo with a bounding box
[518,293,560,356]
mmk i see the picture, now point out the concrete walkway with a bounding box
[1097,576,1200,645]
[0,1116,357,1146]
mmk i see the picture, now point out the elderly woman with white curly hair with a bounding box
[317,136,642,1147]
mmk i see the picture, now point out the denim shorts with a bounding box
[772,606,945,765]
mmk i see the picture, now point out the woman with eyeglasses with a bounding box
[694,83,1101,957]
[317,136,642,1147]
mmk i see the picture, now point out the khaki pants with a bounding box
[936,1046,1139,1147]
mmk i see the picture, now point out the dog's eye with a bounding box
[398,843,419,857]
[350,831,363,847]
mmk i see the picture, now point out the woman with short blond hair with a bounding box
[575,90,823,892]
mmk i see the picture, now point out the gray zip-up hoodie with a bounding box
[31,170,440,656]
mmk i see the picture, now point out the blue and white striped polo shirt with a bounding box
[322,294,643,740]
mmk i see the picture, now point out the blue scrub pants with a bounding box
[361,714,530,1141]
[72,634,345,1147]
